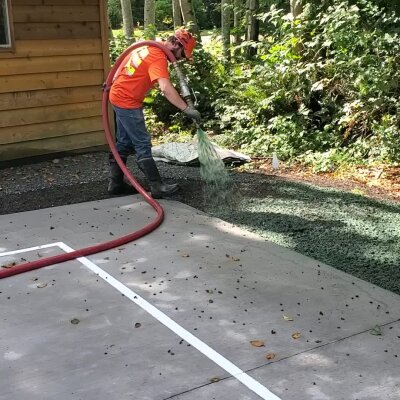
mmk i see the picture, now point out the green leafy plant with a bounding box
[208,0,400,166]
[109,32,132,63]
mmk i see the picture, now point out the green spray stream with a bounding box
[196,127,235,207]
[173,63,235,206]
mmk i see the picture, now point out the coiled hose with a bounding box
[0,41,178,279]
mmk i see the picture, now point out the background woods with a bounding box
[108,0,400,172]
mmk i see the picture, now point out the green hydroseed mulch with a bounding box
[197,128,233,206]
[205,177,400,296]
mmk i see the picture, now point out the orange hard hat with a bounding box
[174,28,196,60]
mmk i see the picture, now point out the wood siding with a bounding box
[0,0,110,161]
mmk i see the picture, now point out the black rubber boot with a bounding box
[108,155,137,195]
[137,157,179,199]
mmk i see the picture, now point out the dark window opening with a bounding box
[0,0,11,48]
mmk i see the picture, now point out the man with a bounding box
[108,28,201,198]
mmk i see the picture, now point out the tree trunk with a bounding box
[233,0,243,58]
[290,0,303,54]
[233,0,243,45]
[179,0,201,38]
[221,0,231,61]
[107,11,114,41]
[245,0,259,58]
[172,0,183,28]
[120,0,134,41]
[290,0,303,20]
[144,0,156,39]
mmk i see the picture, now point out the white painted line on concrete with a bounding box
[0,242,61,257]
[1,241,281,400]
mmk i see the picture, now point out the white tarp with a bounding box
[152,142,251,166]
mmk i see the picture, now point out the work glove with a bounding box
[183,106,201,124]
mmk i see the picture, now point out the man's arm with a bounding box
[157,77,188,111]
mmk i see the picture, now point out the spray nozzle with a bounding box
[173,63,201,130]
[173,63,194,104]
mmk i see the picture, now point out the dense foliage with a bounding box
[109,0,400,170]
[209,0,400,169]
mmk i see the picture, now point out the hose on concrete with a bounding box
[0,41,178,279]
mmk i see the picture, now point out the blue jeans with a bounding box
[112,105,152,161]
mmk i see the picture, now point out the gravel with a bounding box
[1,151,399,295]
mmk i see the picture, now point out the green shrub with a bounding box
[109,32,132,63]
[148,45,227,130]
[211,0,400,165]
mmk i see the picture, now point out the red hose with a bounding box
[0,41,177,279]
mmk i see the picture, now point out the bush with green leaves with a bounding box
[109,33,133,63]
[146,45,227,130]
[211,0,400,169]
[107,0,122,29]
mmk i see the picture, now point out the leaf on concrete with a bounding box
[250,340,265,347]
[291,332,301,339]
[369,325,383,336]
[210,377,220,383]
[1,262,16,269]
[225,254,240,261]
[266,352,276,360]
[283,315,294,321]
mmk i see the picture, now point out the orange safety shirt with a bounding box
[109,45,170,109]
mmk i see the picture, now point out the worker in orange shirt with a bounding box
[108,28,201,198]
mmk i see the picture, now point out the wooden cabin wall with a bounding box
[0,0,110,161]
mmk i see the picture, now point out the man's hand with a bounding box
[183,106,201,123]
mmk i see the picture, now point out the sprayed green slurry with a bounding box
[197,128,230,185]
[209,178,400,295]
[196,128,233,205]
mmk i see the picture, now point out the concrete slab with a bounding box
[1,196,399,400]
[250,319,400,400]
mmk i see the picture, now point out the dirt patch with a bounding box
[248,159,400,203]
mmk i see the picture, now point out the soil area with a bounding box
[248,158,400,203]
[1,151,399,295]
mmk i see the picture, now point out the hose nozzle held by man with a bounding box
[108,28,201,198]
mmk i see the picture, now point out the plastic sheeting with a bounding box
[152,142,251,166]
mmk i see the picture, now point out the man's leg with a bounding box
[137,157,180,199]
[108,108,137,195]
[114,107,179,199]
